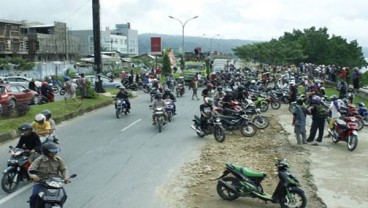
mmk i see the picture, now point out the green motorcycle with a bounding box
[216,159,307,208]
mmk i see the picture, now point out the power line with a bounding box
[62,0,91,22]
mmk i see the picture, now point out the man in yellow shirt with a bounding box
[32,114,52,137]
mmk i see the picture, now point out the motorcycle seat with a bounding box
[336,119,349,128]
[228,163,266,178]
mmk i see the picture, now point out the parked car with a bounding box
[0,84,38,114]
[83,75,122,89]
[2,76,32,88]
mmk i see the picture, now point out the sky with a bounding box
[1,0,368,46]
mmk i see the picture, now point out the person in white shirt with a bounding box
[326,95,341,137]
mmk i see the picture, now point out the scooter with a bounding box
[216,159,307,208]
[330,117,359,151]
[28,170,77,208]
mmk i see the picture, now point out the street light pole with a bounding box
[168,15,198,69]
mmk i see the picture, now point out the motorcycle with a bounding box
[340,104,364,131]
[330,117,359,151]
[28,170,77,208]
[1,146,31,193]
[165,99,175,122]
[241,99,270,129]
[358,104,368,126]
[176,83,185,97]
[216,109,258,137]
[266,92,281,110]
[150,88,158,102]
[115,98,129,118]
[216,159,307,208]
[190,115,226,143]
[153,107,166,133]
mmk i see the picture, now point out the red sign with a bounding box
[150,37,161,54]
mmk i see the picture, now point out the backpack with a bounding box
[315,104,328,119]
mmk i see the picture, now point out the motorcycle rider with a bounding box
[32,114,52,137]
[16,123,41,162]
[28,143,69,208]
[115,86,131,113]
[41,110,56,133]
[248,80,258,91]
[213,87,225,106]
[326,95,341,138]
[151,93,168,125]
[199,97,215,130]
[202,83,214,100]
[40,82,54,102]
[163,88,177,115]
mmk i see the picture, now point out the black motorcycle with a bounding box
[218,112,258,137]
[1,146,31,193]
[29,170,77,208]
[190,115,226,142]
[115,98,129,118]
[216,159,307,208]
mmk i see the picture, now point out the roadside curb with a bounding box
[0,100,113,144]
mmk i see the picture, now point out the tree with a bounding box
[162,50,171,75]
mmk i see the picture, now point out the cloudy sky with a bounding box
[1,0,368,46]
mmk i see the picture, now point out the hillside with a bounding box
[138,33,256,54]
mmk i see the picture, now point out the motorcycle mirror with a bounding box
[69,174,77,178]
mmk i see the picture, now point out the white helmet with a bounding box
[251,80,256,84]
[35,114,46,122]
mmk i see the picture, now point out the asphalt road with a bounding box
[0,89,206,208]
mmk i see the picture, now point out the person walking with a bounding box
[77,73,87,99]
[352,68,361,93]
[292,99,307,144]
[306,95,327,145]
[190,76,200,100]
[63,76,81,106]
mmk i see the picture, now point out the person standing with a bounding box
[292,99,307,144]
[63,76,81,106]
[306,95,327,145]
[352,68,361,93]
[77,73,87,100]
[28,78,37,91]
[190,76,200,100]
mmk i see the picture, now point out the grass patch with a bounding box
[0,92,113,135]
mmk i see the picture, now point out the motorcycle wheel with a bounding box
[1,171,20,193]
[283,97,290,104]
[116,109,122,119]
[240,124,257,137]
[51,85,59,93]
[158,118,162,133]
[364,118,368,126]
[252,116,269,129]
[279,187,307,208]
[196,125,206,138]
[259,102,269,112]
[356,119,364,131]
[216,177,241,201]
[214,127,226,143]
[331,129,339,143]
[271,101,281,110]
[59,89,66,96]
[347,135,358,151]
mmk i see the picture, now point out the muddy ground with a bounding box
[160,106,326,208]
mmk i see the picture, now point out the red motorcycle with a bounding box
[330,117,359,151]
[340,104,364,131]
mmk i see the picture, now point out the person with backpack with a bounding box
[306,95,327,145]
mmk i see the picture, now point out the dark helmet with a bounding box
[18,123,33,135]
[41,110,52,120]
[217,87,223,92]
[155,93,162,99]
[41,143,59,156]
[296,98,304,105]
[330,95,338,101]
[311,95,321,104]
[63,76,70,81]
[237,85,245,91]
[358,102,365,108]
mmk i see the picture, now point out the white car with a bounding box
[2,76,32,88]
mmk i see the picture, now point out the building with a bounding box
[0,19,28,58]
[69,29,128,57]
[112,22,139,56]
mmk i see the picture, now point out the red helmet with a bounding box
[206,83,214,88]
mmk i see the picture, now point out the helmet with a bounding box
[330,95,338,101]
[276,159,290,170]
[119,86,126,90]
[204,97,213,105]
[206,83,214,88]
[251,80,256,84]
[311,95,321,104]
[217,87,223,92]
[155,93,163,99]
[237,85,245,91]
[41,82,48,87]
[41,110,52,120]
[348,92,355,99]
[296,98,304,105]
[63,76,70,81]
[358,102,365,108]
[41,143,59,156]
[35,114,46,122]
[18,123,32,135]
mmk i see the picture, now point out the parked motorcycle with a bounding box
[176,83,185,97]
[216,159,307,208]
[28,170,77,208]
[153,107,166,133]
[190,115,226,143]
[330,117,359,151]
[217,110,258,137]
[357,103,368,126]
[115,98,129,118]
[1,146,31,193]
[266,92,281,110]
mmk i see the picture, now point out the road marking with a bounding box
[121,119,142,132]
[0,183,32,205]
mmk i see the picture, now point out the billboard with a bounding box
[150,37,162,55]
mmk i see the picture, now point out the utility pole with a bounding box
[92,0,104,92]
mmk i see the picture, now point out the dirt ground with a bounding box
[160,106,326,208]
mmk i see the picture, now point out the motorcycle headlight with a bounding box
[46,180,63,188]
[215,117,221,122]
